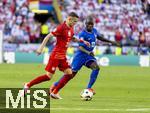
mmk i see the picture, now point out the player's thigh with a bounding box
[71,55,85,72]
[45,57,58,74]
[85,56,99,70]
[88,61,100,70]
[59,58,72,74]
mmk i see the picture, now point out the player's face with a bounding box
[68,17,78,27]
[86,22,94,32]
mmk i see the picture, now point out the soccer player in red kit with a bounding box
[22,12,90,99]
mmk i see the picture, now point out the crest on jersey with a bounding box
[94,33,97,38]
[68,31,71,37]
[88,37,91,40]
[52,67,56,71]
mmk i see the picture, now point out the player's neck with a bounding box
[66,22,71,28]
[85,28,93,33]
[65,20,71,28]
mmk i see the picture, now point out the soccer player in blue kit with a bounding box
[50,16,120,99]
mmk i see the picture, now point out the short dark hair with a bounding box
[85,16,94,24]
[68,12,79,18]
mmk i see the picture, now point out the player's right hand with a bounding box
[83,40,90,47]
[36,49,42,55]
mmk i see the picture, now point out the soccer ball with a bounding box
[80,89,93,101]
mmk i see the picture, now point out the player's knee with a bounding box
[64,68,72,75]
[91,65,100,70]
[96,66,100,70]
[67,71,72,75]
[46,72,53,80]
[71,71,77,78]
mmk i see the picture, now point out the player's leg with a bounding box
[25,72,52,88]
[51,56,84,95]
[85,59,100,94]
[51,71,77,91]
[52,71,77,88]
[50,68,73,99]
[23,57,58,97]
[25,57,58,88]
[22,71,52,97]
[51,66,73,94]
[51,71,78,94]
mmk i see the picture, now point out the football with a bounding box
[80,89,93,101]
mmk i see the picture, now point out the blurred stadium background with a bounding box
[0,0,150,113]
[0,0,150,66]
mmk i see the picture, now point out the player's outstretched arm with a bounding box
[36,33,53,55]
[79,46,94,56]
[97,34,121,47]
[72,37,90,47]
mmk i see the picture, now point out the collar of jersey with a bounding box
[84,28,94,34]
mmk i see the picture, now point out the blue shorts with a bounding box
[71,52,97,72]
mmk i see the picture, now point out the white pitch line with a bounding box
[1,107,150,112]
[126,108,150,112]
[50,107,150,112]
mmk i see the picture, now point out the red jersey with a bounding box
[51,21,74,59]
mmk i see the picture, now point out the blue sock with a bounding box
[54,75,64,86]
[87,69,99,89]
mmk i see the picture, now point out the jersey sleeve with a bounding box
[94,28,101,38]
[51,25,63,37]
[78,31,87,47]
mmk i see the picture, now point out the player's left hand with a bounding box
[89,52,94,56]
[83,40,90,47]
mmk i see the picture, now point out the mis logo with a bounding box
[0,88,50,113]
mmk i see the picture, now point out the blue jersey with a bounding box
[71,28,100,72]
[77,28,100,53]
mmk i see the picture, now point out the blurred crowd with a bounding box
[1,0,45,43]
[59,0,150,46]
[1,0,38,43]
[1,0,150,47]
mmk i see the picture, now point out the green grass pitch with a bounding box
[0,64,150,113]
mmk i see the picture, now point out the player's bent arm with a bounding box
[97,35,121,47]
[97,34,113,43]
[72,37,81,42]
[79,46,91,55]
[72,37,90,46]
[37,33,53,55]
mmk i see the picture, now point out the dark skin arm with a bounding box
[78,34,121,56]
[97,34,121,47]
[79,46,94,56]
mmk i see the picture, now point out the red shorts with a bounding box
[45,56,70,74]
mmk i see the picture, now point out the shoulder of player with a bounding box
[79,29,87,37]
[55,22,66,32]
[61,21,73,31]
[58,22,65,28]
[93,28,98,33]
